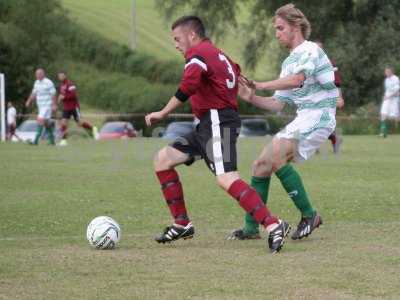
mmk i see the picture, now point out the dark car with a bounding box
[98,121,137,140]
[239,118,270,137]
[162,121,195,139]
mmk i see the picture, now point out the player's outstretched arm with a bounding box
[253,73,305,91]
[250,95,285,112]
[239,81,284,112]
[145,96,183,127]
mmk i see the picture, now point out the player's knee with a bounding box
[252,158,272,177]
[153,148,172,170]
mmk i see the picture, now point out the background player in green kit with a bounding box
[229,3,339,241]
[25,68,57,145]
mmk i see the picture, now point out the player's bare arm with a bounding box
[58,93,65,104]
[145,96,183,126]
[51,95,57,112]
[239,81,284,112]
[253,73,305,91]
[25,93,36,107]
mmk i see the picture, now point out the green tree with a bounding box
[156,0,400,108]
[0,0,67,107]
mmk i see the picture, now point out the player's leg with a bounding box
[44,118,55,145]
[75,108,98,139]
[60,110,70,141]
[380,115,388,137]
[153,134,197,243]
[204,109,289,253]
[279,132,328,240]
[217,171,290,253]
[228,141,275,240]
[32,116,45,145]
[380,101,389,137]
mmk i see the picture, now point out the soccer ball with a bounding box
[86,216,121,249]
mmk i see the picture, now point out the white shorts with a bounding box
[276,110,336,162]
[380,99,400,119]
[38,106,52,120]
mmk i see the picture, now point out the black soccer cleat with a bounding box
[291,212,323,240]
[226,228,261,240]
[155,222,195,243]
[268,220,291,254]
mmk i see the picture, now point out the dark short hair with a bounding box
[58,70,67,75]
[171,15,206,39]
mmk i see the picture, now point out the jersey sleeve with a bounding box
[65,82,77,100]
[273,89,294,104]
[48,80,56,96]
[175,55,207,102]
[292,50,318,79]
[32,82,38,95]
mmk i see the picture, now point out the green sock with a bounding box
[276,164,315,218]
[243,176,271,234]
[380,120,387,137]
[45,126,55,145]
[34,125,44,144]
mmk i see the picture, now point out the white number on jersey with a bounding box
[218,53,235,89]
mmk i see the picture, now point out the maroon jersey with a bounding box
[175,40,241,119]
[330,59,342,88]
[59,79,80,111]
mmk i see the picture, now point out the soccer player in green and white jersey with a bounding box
[25,68,57,145]
[379,67,400,137]
[228,3,338,241]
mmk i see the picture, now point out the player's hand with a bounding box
[145,111,165,127]
[337,97,345,109]
[239,75,256,89]
[51,103,57,112]
[25,100,30,108]
[238,81,255,103]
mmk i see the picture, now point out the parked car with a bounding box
[98,121,137,140]
[12,119,60,142]
[162,121,195,139]
[239,118,270,137]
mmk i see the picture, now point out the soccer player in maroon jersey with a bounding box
[145,16,290,253]
[57,71,98,145]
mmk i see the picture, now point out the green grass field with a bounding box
[1,136,399,299]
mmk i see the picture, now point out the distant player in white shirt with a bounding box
[6,101,17,141]
[379,67,400,137]
[229,4,337,241]
[25,68,57,145]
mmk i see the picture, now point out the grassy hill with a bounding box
[61,0,274,79]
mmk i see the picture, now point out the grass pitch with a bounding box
[1,136,399,299]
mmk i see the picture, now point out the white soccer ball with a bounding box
[86,216,121,249]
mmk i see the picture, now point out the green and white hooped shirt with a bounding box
[274,41,339,114]
[32,78,56,108]
[384,75,400,101]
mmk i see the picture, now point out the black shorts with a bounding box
[62,108,80,122]
[171,108,241,176]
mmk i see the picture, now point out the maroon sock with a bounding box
[156,169,189,226]
[228,179,278,228]
[82,122,92,130]
[328,133,336,146]
[61,124,68,139]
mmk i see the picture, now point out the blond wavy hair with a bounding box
[274,3,311,39]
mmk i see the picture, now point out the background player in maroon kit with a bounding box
[57,71,98,145]
[145,16,290,253]
[316,41,345,153]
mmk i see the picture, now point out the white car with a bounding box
[12,120,60,142]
